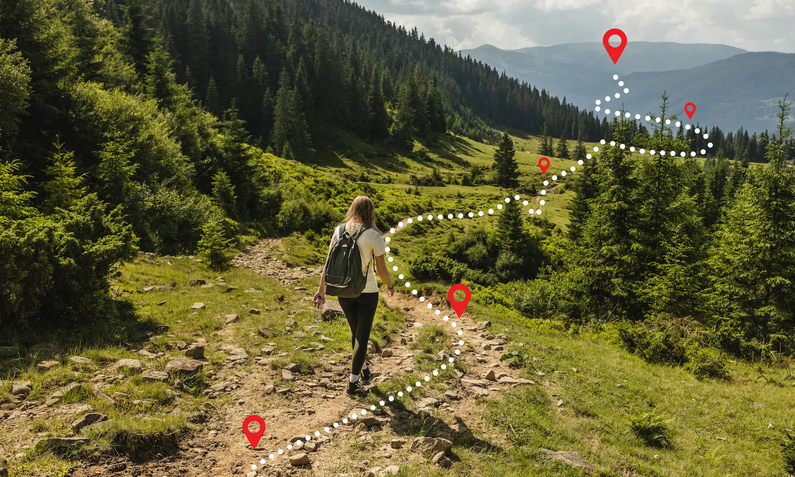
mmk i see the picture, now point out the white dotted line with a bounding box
[592,75,713,157]
[248,190,578,469]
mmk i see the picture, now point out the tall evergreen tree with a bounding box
[271,70,310,158]
[43,140,85,212]
[426,74,446,133]
[556,128,569,158]
[121,0,154,77]
[493,132,518,187]
[390,79,416,148]
[367,65,390,139]
[205,76,222,117]
[539,123,552,155]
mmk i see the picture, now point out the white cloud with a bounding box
[354,0,795,52]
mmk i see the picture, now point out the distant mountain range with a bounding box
[461,42,795,133]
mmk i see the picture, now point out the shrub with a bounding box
[627,410,673,448]
[409,252,466,284]
[684,346,729,380]
[197,218,235,271]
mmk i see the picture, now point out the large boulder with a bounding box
[411,437,453,455]
[165,359,204,375]
[289,453,311,466]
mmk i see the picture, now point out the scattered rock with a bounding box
[380,465,400,475]
[381,349,393,358]
[71,413,108,433]
[184,345,204,359]
[226,348,248,365]
[36,360,60,372]
[30,343,60,358]
[224,314,239,324]
[263,384,276,395]
[497,377,536,386]
[540,449,595,471]
[157,301,166,306]
[167,341,188,351]
[261,344,277,355]
[188,279,206,287]
[304,442,317,452]
[444,391,459,400]
[191,302,206,310]
[390,438,407,449]
[322,301,344,320]
[557,399,564,407]
[284,363,301,372]
[483,369,496,381]
[249,308,261,315]
[92,387,115,406]
[282,369,295,381]
[417,397,440,409]
[294,287,307,291]
[258,327,275,338]
[432,451,452,467]
[165,358,204,375]
[12,381,32,396]
[105,463,127,473]
[68,356,92,366]
[753,402,765,409]
[115,359,143,372]
[200,283,214,289]
[40,437,90,451]
[142,371,169,383]
[769,423,775,429]
[411,437,452,455]
[476,321,492,330]
[143,285,154,293]
[289,453,310,466]
[222,286,239,293]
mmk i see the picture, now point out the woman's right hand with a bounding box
[313,291,325,308]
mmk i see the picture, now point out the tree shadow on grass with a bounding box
[369,389,503,461]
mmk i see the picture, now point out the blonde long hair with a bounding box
[342,196,380,233]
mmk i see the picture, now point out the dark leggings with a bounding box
[338,292,379,376]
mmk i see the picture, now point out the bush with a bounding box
[0,194,138,333]
[627,410,673,448]
[197,218,235,271]
[409,252,466,284]
[684,346,729,380]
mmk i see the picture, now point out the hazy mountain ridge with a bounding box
[462,42,794,132]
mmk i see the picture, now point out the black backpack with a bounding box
[324,223,373,298]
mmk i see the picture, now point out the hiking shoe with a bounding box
[361,367,373,385]
[347,380,369,397]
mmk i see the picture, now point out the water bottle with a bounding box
[314,294,323,322]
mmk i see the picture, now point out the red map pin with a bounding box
[684,102,696,120]
[603,28,627,64]
[242,415,266,449]
[448,284,471,318]
[538,157,550,174]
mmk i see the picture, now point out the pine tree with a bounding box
[556,128,569,158]
[205,76,222,118]
[259,87,275,147]
[390,80,416,148]
[212,171,237,218]
[411,64,429,137]
[96,131,139,200]
[539,123,551,155]
[44,140,85,212]
[145,46,177,106]
[197,218,234,271]
[367,66,390,139]
[272,70,310,157]
[185,0,209,94]
[493,131,518,187]
[708,98,795,348]
[0,159,36,220]
[567,149,598,242]
[426,74,446,133]
[121,0,154,77]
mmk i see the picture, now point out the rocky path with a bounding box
[207,239,538,477]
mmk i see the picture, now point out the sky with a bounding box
[353,0,795,53]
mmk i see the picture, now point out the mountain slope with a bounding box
[463,43,793,133]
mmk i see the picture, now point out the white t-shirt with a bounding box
[328,222,386,293]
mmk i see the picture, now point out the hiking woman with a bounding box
[313,196,395,397]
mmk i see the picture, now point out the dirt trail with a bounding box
[195,239,534,476]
